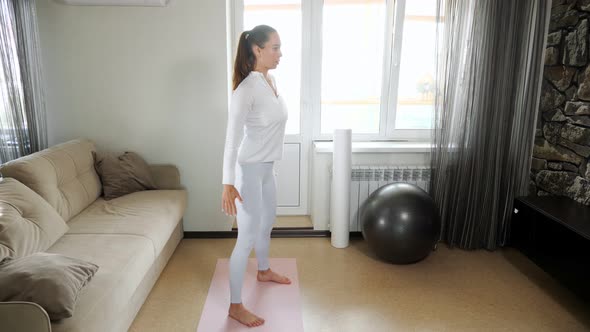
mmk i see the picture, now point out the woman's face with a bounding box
[254,32,282,70]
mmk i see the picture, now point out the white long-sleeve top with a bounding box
[222,71,288,185]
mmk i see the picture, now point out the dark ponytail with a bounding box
[232,25,277,90]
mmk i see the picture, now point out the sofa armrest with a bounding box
[0,301,52,332]
[149,164,183,190]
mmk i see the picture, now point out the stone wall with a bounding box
[531,0,590,205]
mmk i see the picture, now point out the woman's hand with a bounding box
[222,184,243,216]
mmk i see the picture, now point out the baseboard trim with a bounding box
[184,229,364,239]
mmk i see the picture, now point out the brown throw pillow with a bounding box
[0,252,99,321]
[93,151,157,200]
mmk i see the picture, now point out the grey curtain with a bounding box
[431,0,551,250]
[0,0,47,164]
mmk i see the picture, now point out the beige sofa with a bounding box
[0,139,187,332]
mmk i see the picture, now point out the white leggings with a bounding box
[229,161,276,304]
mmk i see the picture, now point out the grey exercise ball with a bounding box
[360,182,441,264]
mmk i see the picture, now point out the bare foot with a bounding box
[228,303,265,327]
[257,268,292,284]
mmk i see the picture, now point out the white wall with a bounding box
[35,0,233,231]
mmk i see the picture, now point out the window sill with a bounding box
[313,141,431,153]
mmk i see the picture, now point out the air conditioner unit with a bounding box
[54,0,170,6]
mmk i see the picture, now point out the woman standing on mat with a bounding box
[221,24,292,328]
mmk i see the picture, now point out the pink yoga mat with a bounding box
[196,258,304,332]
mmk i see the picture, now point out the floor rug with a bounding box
[197,258,304,331]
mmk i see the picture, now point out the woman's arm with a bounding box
[222,85,254,185]
[222,86,251,215]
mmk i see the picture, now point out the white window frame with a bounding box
[230,0,432,143]
[384,0,434,141]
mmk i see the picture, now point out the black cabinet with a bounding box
[511,196,590,302]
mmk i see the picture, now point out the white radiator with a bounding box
[332,165,431,232]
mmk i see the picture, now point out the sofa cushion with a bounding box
[0,139,102,222]
[65,190,187,257]
[0,139,101,222]
[46,233,154,332]
[0,178,69,260]
[93,151,157,200]
[0,252,99,321]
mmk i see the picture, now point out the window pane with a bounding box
[321,0,386,135]
[395,0,437,129]
[244,0,301,135]
[0,7,27,153]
